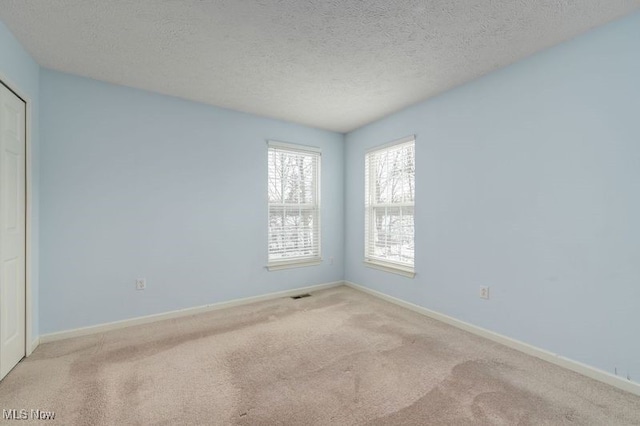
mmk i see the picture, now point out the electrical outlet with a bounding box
[136,279,146,290]
[330,256,334,265]
[480,286,490,300]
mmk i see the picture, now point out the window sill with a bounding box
[363,260,415,278]
[267,259,322,271]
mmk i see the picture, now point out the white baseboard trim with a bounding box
[39,281,343,344]
[344,280,640,397]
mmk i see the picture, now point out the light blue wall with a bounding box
[39,69,344,333]
[345,12,640,381]
[0,20,40,338]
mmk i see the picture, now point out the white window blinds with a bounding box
[365,137,415,274]
[268,142,321,268]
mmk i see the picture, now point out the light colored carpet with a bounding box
[1,286,639,425]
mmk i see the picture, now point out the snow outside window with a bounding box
[267,141,321,270]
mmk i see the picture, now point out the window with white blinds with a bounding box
[365,136,415,277]
[268,141,321,269]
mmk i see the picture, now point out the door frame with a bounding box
[0,72,34,357]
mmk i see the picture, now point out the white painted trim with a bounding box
[363,260,415,278]
[24,97,34,357]
[267,139,322,154]
[268,259,322,271]
[366,134,415,153]
[30,337,39,355]
[344,281,640,397]
[0,73,34,358]
[40,281,343,344]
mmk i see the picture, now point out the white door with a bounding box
[0,82,26,380]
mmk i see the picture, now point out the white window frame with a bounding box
[364,135,415,278]
[267,140,321,270]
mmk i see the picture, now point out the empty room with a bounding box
[1,1,639,424]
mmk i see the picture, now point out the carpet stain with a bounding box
[370,359,592,425]
[347,312,457,361]
[353,373,361,403]
[75,379,108,425]
[120,373,143,413]
[70,304,299,369]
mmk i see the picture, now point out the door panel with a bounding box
[0,83,26,380]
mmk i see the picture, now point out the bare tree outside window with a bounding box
[268,143,320,267]
[365,138,415,273]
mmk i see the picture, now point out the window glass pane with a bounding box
[268,150,283,203]
[365,138,415,269]
[268,206,285,256]
[374,151,390,204]
[268,144,320,264]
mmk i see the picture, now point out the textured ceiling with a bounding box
[1,1,639,132]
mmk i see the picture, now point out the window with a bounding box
[365,136,415,277]
[267,141,321,270]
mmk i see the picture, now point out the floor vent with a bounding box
[290,293,312,300]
